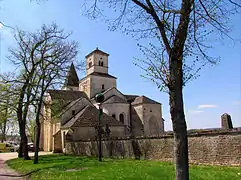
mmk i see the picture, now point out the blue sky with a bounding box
[0,0,240,131]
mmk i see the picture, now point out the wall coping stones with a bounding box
[66,127,241,142]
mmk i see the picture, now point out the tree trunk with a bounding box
[2,98,9,142]
[33,111,41,164]
[22,133,30,160]
[33,122,40,164]
[34,98,43,164]
[17,87,31,160]
[18,121,23,158]
[2,119,7,142]
[169,56,189,180]
[19,121,31,160]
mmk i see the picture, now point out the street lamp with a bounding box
[95,92,105,162]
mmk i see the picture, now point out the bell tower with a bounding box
[79,48,117,98]
[86,48,109,75]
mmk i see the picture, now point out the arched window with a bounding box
[101,61,104,66]
[102,84,105,90]
[119,113,124,124]
[72,110,75,116]
[89,62,92,68]
[112,114,116,119]
[99,61,101,66]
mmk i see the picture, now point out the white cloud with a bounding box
[198,104,217,109]
[188,110,204,114]
[0,22,3,29]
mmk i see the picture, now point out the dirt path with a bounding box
[0,152,52,180]
[0,158,25,180]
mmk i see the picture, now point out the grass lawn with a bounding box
[7,154,241,180]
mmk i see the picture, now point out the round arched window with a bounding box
[119,113,124,124]
[89,62,92,68]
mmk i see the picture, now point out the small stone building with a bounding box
[40,48,164,152]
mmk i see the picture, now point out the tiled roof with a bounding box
[103,95,127,104]
[61,105,123,129]
[64,63,79,87]
[60,97,90,125]
[124,95,139,102]
[85,48,109,59]
[47,90,88,101]
[89,72,117,79]
[79,72,117,82]
[132,96,161,105]
[61,105,88,128]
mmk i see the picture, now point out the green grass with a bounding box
[7,154,241,180]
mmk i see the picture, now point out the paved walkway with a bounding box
[0,152,52,180]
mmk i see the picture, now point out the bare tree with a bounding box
[7,31,43,159]
[81,0,241,179]
[30,24,78,164]
[7,23,79,163]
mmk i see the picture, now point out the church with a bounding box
[40,48,164,152]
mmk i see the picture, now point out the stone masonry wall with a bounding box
[65,128,241,165]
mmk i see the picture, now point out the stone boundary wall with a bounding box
[65,128,241,165]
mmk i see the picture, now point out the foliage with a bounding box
[0,74,18,140]
[50,99,68,123]
[7,155,241,180]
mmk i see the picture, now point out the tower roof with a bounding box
[64,63,79,87]
[85,48,109,59]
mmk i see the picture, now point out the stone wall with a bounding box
[65,128,241,165]
[69,126,127,141]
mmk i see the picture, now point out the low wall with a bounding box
[65,128,241,165]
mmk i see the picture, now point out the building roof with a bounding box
[124,95,139,102]
[79,72,117,83]
[64,63,79,87]
[47,90,88,101]
[90,72,117,79]
[132,96,161,105]
[103,95,127,104]
[61,105,123,129]
[85,48,109,59]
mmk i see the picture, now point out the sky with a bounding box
[0,0,240,131]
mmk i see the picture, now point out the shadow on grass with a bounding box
[4,155,106,178]
[0,169,41,178]
[0,163,72,178]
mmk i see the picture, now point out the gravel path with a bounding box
[0,152,52,180]
[0,156,25,180]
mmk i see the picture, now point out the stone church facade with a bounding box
[40,48,164,152]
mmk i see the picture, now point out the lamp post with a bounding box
[95,93,104,162]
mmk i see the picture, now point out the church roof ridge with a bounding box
[79,72,117,83]
[47,89,88,101]
[103,95,127,104]
[85,48,109,59]
[61,105,89,129]
[132,95,161,105]
[61,105,123,129]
